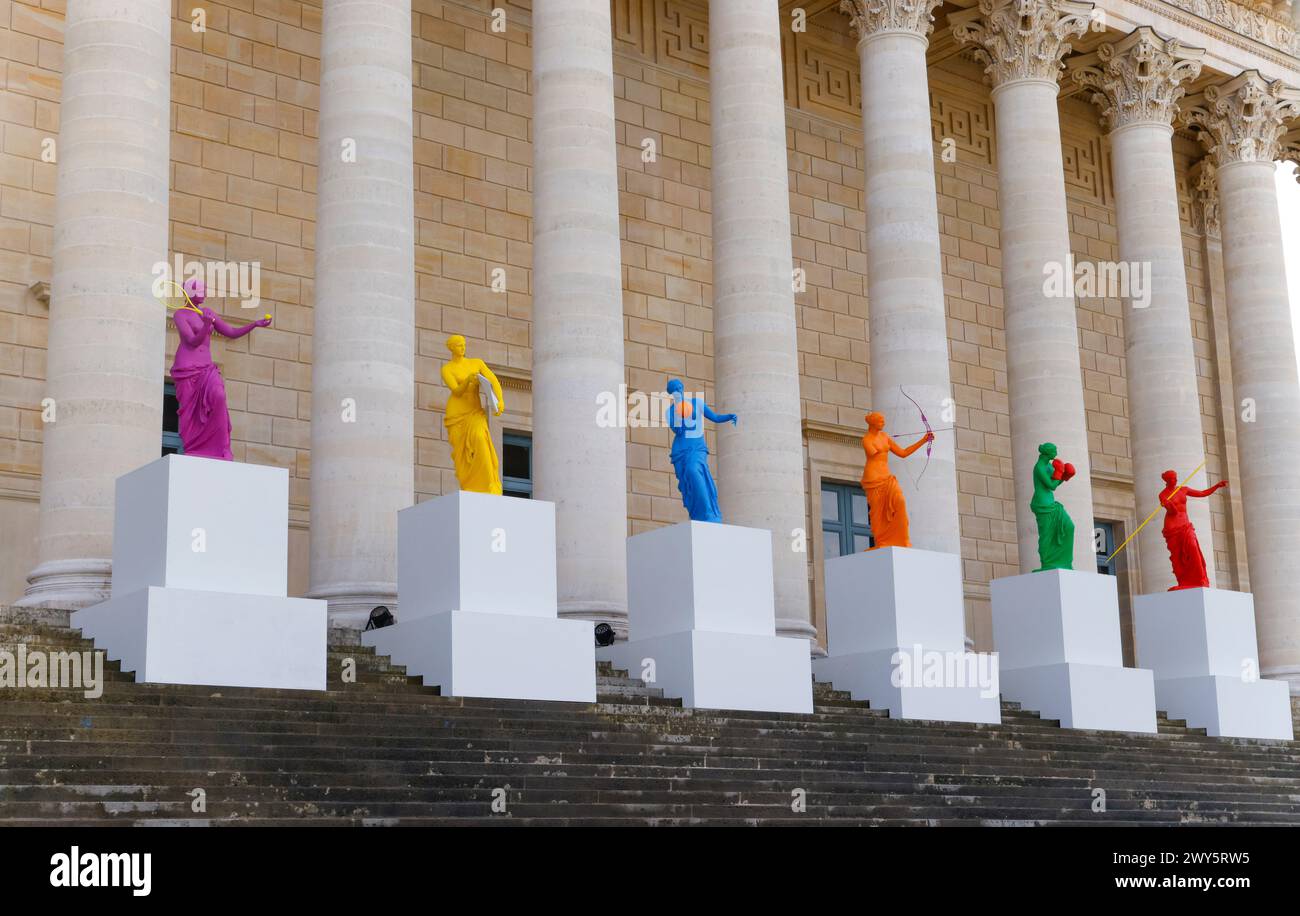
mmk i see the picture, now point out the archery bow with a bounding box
[898,386,933,485]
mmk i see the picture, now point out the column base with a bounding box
[306,583,398,630]
[558,600,628,641]
[14,559,112,611]
[776,615,821,648]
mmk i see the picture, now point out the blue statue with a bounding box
[666,378,737,523]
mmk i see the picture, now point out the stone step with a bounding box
[3,779,1294,813]
[1,718,1293,769]
[2,612,1295,826]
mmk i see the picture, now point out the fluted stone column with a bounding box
[531,0,629,631]
[1185,73,1300,692]
[18,0,171,609]
[708,0,814,643]
[1071,28,1215,592]
[839,0,960,556]
[952,0,1098,573]
[309,0,415,627]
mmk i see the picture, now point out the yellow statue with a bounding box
[441,335,505,495]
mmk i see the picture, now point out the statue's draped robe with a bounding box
[669,399,721,523]
[445,373,501,495]
[1161,490,1210,589]
[1031,457,1074,571]
[862,470,909,549]
[171,326,233,461]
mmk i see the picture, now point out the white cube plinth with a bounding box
[611,630,811,713]
[397,491,557,621]
[620,522,812,713]
[377,493,595,703]
[1134,589,1293,740]
[991,570,1157,733]
[823,547,966,653]
[73,455,325,691]
[112,455,289,598]
[362,611,595,703]
[990,568,1124,667]
[628,521,774,639]
[73,587,326,691]
[814,548,1000,724]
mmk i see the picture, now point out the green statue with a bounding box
[1032,442,1076,571]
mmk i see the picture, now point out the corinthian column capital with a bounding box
[838,0,944,40]
[1182,71,1300,166]
[1070,27,1204,130]
[950,0,1096,88]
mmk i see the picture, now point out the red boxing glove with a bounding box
[1051,458,1065,480]
[1062,462,1076,481]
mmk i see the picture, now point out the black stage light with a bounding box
[594,622,615,647]
[364,606,395,631]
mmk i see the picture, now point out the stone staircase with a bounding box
[1,606,1298,826]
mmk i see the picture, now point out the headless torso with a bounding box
[441,335,504,495]
[859,412,930,549]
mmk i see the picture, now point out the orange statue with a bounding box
[859,411,934,549]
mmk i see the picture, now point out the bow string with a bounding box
[898,386,932,485]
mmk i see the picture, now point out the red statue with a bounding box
[1159,470,1227,590]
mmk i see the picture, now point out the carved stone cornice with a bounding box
[950,0,1097,89]
[838,0,944,40]
[1157,0,1298,58]
[1070,28,1204,131]
[803,418,863,444]
[1188,156,1222,237]
[1182,71,1300,166]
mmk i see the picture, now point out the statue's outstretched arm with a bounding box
[702,402,737,425]
[208,308,267,340]
[892,433,932,458]
[1185,480,1228,499]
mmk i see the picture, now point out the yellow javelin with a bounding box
[1106,459,1207,563]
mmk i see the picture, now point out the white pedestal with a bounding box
[990,570,1157,733]
[1134,589,1293,740]
[397,489,557,621]
[813,548,1000,724]
[74,588,325,691]
[362,492,594,703]
[612,522,812,713]
[71,455,326,691]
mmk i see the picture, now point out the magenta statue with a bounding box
[169,278,271,460]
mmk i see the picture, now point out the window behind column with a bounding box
[502,432,532,499]
[1094,521,1117,576]
[821,481,872,559]
[161,381,182,456]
